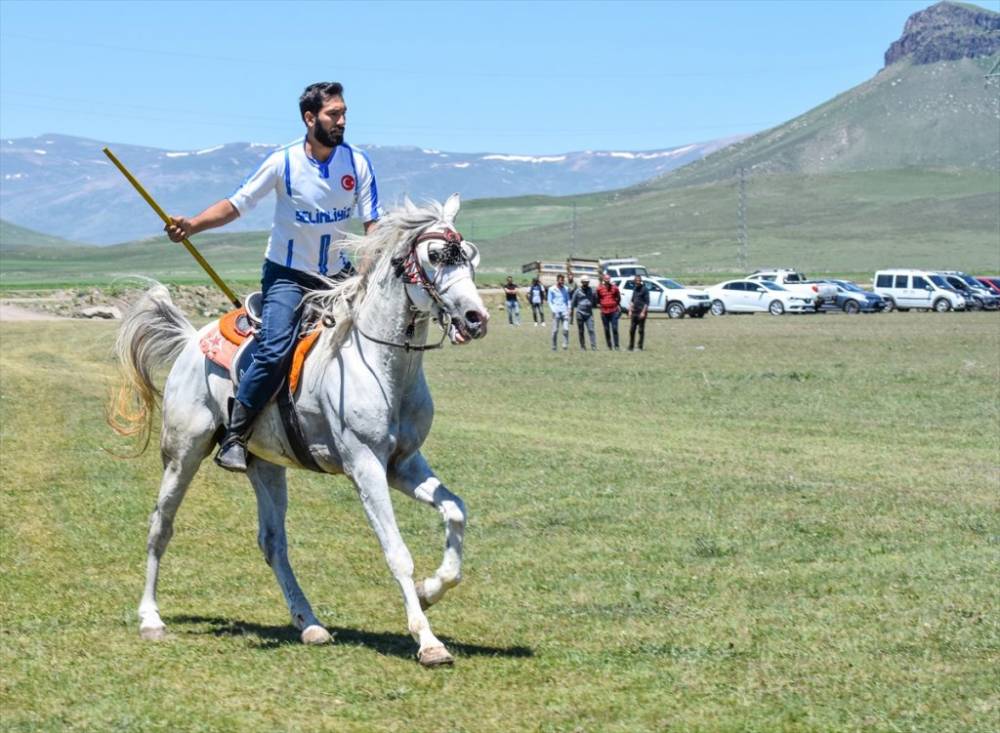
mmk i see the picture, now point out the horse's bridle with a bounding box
[401,228,472,307]
[355,228,477,352]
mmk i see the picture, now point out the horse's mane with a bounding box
[303,200,450,348]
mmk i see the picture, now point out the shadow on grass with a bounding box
[167,614,534,660]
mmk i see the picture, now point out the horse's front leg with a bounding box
[348,447,453,666]
[389,452,466,610]
[246,459,331,645]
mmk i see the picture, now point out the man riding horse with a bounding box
[165,81,382,472]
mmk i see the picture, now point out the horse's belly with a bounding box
[247,406,344,474]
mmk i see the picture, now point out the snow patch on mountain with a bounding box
[481,154,567,163]
[604,146,697,160]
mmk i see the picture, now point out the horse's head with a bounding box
[402,194,489,344]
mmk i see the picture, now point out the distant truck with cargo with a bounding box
[521,257,601,287]
[521,257,650,287]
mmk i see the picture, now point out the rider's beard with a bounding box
[314,121,343,148]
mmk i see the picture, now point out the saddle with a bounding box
[199,292,323,395]
[199,292,325,472]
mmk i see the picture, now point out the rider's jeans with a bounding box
[236,259,325,411]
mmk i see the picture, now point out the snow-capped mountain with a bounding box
[0,133,743,244]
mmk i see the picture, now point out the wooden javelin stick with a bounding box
[102,147,242,308]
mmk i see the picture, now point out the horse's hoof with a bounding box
[140,625,167,641]
[301,625,332,645]
[418,645,454,667]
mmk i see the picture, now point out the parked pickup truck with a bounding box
[746,269,837,309]
[600,258,649,279]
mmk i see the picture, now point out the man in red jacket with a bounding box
[596,273,622,350]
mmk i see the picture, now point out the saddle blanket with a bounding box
[199,306,322,394]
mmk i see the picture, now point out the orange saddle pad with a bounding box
[199,306,322,394]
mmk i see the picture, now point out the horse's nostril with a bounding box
[465,310,482,324]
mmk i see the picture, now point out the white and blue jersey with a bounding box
[228,138,384,276]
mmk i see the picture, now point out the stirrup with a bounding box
[244,291,263,327]
[214,439,248,473]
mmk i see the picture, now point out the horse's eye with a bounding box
[428,250,441,264]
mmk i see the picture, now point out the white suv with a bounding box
[613,277,712,318]
[873,270,967,312]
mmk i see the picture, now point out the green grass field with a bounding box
[1,310,997,732]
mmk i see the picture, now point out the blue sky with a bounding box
[0,0,941,154]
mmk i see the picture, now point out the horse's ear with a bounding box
[403,196,419,214]
[443,193,461,222]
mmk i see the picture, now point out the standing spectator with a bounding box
[527,278,547,326]
[503,276,521,326]
[628,274,650,351]
[570,276,599,351]
[547,274,571,351]
[596,273,622,350]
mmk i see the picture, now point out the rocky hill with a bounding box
[637,2,999,190]
[885,1,1000,66]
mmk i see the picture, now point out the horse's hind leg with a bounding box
[246,459,331,645]
[389,452,466,610]
[138,420,215,640]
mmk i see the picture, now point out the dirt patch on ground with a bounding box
[0,285,235,322]
[0,303,71,321]
[2,283,503,322]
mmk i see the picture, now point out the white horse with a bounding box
[110,194,488,666]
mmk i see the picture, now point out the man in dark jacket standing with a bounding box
[570,276,599,351]
[628,274,649,351]
[527,278,546,326]
[596,273,622,350]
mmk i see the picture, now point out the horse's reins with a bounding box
[355,228,470,352]
[354,304,450,352]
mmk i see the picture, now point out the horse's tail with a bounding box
[108,282,197,452]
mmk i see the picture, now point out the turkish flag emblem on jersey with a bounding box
[341,174,356,191]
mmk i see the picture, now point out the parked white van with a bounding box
[873,270,967,312]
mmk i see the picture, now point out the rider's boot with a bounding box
[214,400,259,473]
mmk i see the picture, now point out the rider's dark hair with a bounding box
[299,82,344,120]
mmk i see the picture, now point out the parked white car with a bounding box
[873,269,967,312]
[705,279,815,315]
[613,277,712,318]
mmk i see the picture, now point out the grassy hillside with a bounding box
[642,54,1000,190]
[0,198,614,288]
[0,219,86,250]
[2,167,997,287]
[483,168,1000,275]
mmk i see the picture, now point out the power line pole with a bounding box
[570,201,577,258]
[737,167,749,272]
